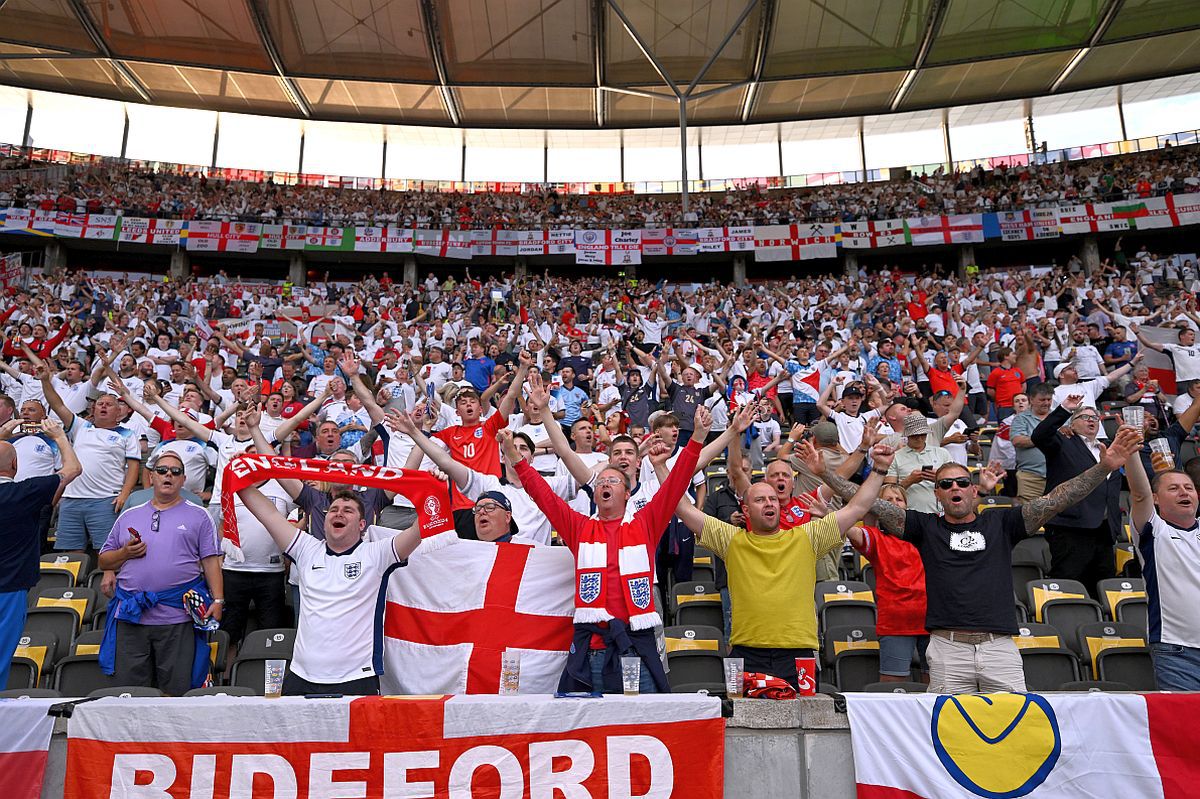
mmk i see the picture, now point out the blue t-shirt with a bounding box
[463,357,495,391]
[554,385,590,425]
[0,475,60,593]
[1105,341,1137,363]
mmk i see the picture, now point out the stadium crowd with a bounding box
[2,141,1200,229]
[0,249,1198,698]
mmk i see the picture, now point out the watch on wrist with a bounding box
[211,598,226,605]
[871,467,889,477]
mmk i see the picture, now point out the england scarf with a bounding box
[220,454,456,551]
[574,526,660,630]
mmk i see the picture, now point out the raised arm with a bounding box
[524,371,596,487]
[1021,425,1143,534]
[1130,323,1165,353]
[650,438,707,535]
[272,384,331,443]
[1103,351,1143,386]
[833,444,893,536]
[392,410,472,491]
[145,381,213,442]
[244,406,304,500]
[496,350,532,419]
[340,351,386,425]
[31,356,75,429]
[1125,439,1154,537]
[799,439,907,536]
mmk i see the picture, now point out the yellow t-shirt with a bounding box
[699,513,843,650]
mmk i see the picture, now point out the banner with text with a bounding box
[65,694,724,799]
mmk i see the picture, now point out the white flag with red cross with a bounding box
[382,539,575,695]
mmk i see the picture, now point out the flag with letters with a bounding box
[753,223,838,261]
[574,229,641,266]
[641,227,699,256]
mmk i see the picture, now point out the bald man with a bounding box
[0,420,81,688]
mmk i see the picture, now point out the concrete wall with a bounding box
[38,697,857,799]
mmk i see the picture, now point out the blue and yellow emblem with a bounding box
[931,693,1061,798]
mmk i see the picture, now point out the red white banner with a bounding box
[906,214,985,245]
[414,229,473,259]
[697,225,754,252]
[997,209,1060,241]
[118,218,185,245]
[469,229,520,257]
[185,221,262,253]
[574,229,642,266]
[641,227,699,256]
[840,218,905,249]
[383,539,574,695]
[754,223,839,261]
[515,229,576,255]
[846,692,1200,799]
[0,698,55,799]
[65,694,724,798]
[55,212,116,239]
[355,226,415,253]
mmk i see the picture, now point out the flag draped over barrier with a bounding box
[7,192,1200,263]
[845,692,1200,799]
[64,694,725,799]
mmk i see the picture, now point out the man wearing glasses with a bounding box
[818,426,1143,693]
[98,450,224,695]
[1031,394,1127,589]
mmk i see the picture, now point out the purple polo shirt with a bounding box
[100,499,221,625]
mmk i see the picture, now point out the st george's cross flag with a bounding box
[641,227,699,256]
[382,538,575,695]
[840,219,906,248]
[845,692,1200,799]
[754,223,839,261]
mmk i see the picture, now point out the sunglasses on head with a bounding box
[152,466,184,476]
[936,477,973,490]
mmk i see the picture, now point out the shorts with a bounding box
[56,496,119,550]
[879,634,929,677]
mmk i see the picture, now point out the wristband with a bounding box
[871,468,889,478]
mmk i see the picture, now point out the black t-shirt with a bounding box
[902,507,1026,634]
[667,382,712,431]
[0,475,60,592]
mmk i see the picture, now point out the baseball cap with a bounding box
[1053,363,1074,379]
[843,382,866,397]
[476,490,519,536]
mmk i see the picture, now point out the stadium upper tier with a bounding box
[1,1,1199,128]
[3,138,1199,230]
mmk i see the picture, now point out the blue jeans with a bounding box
[0,590,28,688]
[56,496,119,550]
[1151,642,1200,691]
[588,648,657,694]
[879,634,929,678]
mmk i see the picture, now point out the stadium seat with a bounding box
[1013,623,1066,652]
[6,657,38,690]
[1097,578,1146,621]
[1076,622,1151,683]
[72,630,104,656]
[665,650,725,695]
[53,654,114,696]
[861,563,876,592]
[1097,649,1157,691]
[184,686,257,697]
[23,607,80,650]
[834,650,881,692]
[91,606,107,632]
[664,625,726,655]
[236,628,296,660]
[0,688,62,699]
[33,570,75,592]
[34,586,96,629]
[1020,649,1081,691]
[1116,600,1148,629]
[670,582,724,630]
[40,553,91,584]
[1058,680,1132,692]
[12,631,59,686]
[1045,602,1104,653]
[815,580,876,632]
[1114,543,1139,576]
[863,681,926,693]
[88,686,165,698]
[229,658,282,694]
[690,547,717,584]
[977,496,1014,511]
[821,625,879,671]
[1025,578,1100,623]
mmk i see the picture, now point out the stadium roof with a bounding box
[2,0,1200,129]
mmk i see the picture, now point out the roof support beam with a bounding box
[419,0,461,126]
[63,0,153,103]
[1050,0,1124,93]
[245,0,310,117]
[740,0,776,122]
[593,0,606,127]
[606,0,680,96]
[888,0,947,111]
[683,0,760,98]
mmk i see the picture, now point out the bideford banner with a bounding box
[64,694,724,798]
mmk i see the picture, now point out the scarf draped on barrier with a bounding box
[220,454,456,552]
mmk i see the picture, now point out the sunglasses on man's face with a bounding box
[936,477,973,490]
[152,466,184,476]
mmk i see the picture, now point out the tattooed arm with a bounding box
[1020,425,1144,535]
[818,459,907,536]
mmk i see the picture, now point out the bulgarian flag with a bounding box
[846,692,1199,799]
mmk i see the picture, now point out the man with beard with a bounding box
[818,426,1143,693]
